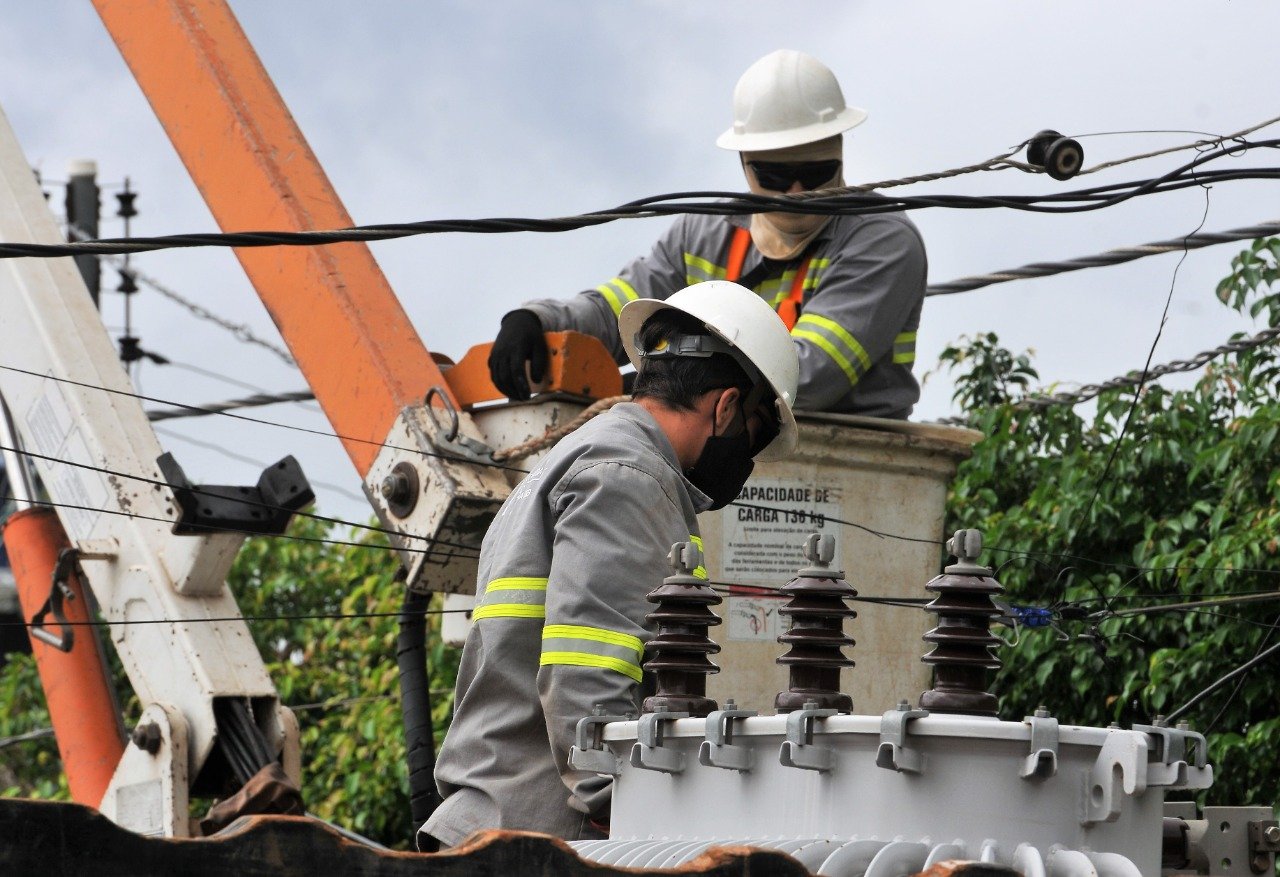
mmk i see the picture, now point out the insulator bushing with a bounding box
[919,528,1004,717]
[774,533,856,714]
[641,541,722,717]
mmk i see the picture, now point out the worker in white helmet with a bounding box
[423,282,799,848]
[489,49,926,419]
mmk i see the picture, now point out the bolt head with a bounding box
[1264,825,1280,845]
[1034,706,1051,718]
[131,722,162,755]
[897,699,911,711]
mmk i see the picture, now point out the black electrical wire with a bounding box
[153,425,365,503]
[1056,181,1213,616]
[1,495,479,560]
[1166,638,1280,723]
[0,140,1275,261]
[0,442,483,555]
[0,362,529,476]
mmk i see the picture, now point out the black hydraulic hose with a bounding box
[397,588,442,845]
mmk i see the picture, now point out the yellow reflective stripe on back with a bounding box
[472,603,546,620]
[796,313,872,372]
[484,577,548,593]
[540,651,643,683]
[792,328,860,388]
[542,624,643,656]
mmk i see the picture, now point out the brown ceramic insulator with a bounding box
[774,534,857,714]
[641,543,723,717]
[919,529,1004,717]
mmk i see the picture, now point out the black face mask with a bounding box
[685,401,755,511]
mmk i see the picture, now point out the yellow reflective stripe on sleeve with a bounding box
[683,252,727,283]
[595,278,640,317]
[796,313,872,372]
[472,603,546,620]
[540,651,644,683]
[792,328,860,388]
[893,331,917,365]
[687,535,708,579]
[542,624,643,657]
[596,283,625,317]
[484,577,548,593]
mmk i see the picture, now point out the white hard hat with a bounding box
[716,50,868,152]
[619,281,799,460]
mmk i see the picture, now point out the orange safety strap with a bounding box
[725,226,752,282]
[724,226,812,331]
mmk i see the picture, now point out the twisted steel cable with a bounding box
[927,220,1280,297]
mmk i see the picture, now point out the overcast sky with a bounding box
[2,2,1278,523]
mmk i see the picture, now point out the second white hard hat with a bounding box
[716,50,867,153]
[619,281,799,461]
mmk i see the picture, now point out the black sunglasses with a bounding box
[748,400,781,456]
[748,159,841,192]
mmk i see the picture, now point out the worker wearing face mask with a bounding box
[422,282,799,848]
[489,49,926,419]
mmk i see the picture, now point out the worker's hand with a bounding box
[488,309,548,401]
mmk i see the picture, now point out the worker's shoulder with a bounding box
[548,406,685,505]
[826,202,925,252]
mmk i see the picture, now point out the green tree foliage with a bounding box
[0,519,459,848]
[943,238,1280,808]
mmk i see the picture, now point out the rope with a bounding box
[146,389,317,422]
[927,219,1280,297]
[68,225,298,366]
[491,395,630,463]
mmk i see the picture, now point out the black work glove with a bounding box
[488,309,548,401]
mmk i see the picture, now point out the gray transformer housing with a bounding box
[573,712,1213,875]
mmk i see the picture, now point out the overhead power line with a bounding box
[927,219,1280,297]
[3,140,1275,260]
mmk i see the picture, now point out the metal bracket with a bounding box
[423,386,496,464]
[1133,721,1212,789]
[779,704,838,772]
[568,708,630,776]
[629,711,689,774]
[1021,709,1059,780]
[1248,820,1280,874]
[29,547,78,652]
[697,703,758,772]
[158,452,314,535]
[1083,730,1148,825]
[876,702,928,774]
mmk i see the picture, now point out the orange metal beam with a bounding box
[5,508,125,808]
[92,0,447,476]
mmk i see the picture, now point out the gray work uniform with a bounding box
[424,403,712,847]
[522,210,927,419]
